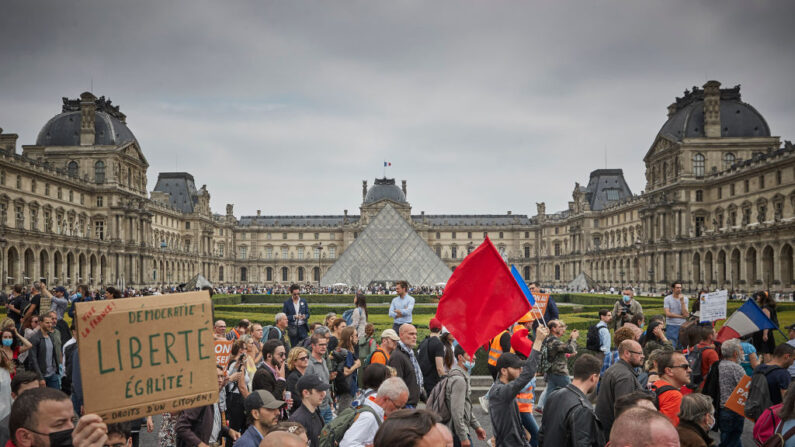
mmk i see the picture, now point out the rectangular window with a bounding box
[265,247,272,259]
[468,232,473,239]
[759,175,765,189]
[744,179,749,193]
[695,190,703,202]
[16,175,21,189]
[330,233,336,240]
[499,232,504,239]
[314,247,320,259]
[555,227,559,235]
[80,193,84,205]
[298,247,304,259]
[451,246,457,259]
[45,184,50,196]
[219,245,225,257]
[329,246,336,259]
[240,246,247,260]
[695,216,705,237]
[281,247,288,259]
[524,246,530,258]
[299,233,304,240]
[554,243,561,256]
[69,190,73,202]
[31,180,36,193]
[314,233,319,240]
[186,222,190,229]
[15,205,23,229]
[717,187,722,200]
[777,170,783,185]
[524,231,529,238]
[96,196,103,207]
[267,232,272,239]
[483,232,488,238]
[94,221,104,240]
[451,232,456,239]
[282,232,287,240]
[730,183,735,196]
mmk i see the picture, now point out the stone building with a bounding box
[0,81,792,293]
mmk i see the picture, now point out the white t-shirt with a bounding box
[663,294,689,326]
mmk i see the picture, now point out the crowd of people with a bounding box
[1,279,794,447]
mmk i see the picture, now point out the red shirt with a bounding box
[696,342,720,382]
[653,379,683,426]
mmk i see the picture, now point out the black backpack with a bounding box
[417,337,433,377]
[687,345,715,388]
[746,365,783,421]
[701,360,721,413]
[585,324,603,352]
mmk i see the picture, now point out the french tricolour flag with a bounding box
[716,298,778,343]
[384,161,391,167]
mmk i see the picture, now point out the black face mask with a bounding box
[48,428,74,447]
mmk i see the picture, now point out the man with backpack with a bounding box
[651,351,691,426]
[367,329,399,365]
[586,309,612,360]
[418,318,447,395]
[335,377,408,447]
[266,312,291,350]
[746,342,795,421]
[437,345,486,447]
[710,339,746,447]
[538,320,578,409]
[690,326,720,390]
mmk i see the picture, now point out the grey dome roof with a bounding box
[36,110,137,146]
[658,84,770,141]
[364,178,406,204]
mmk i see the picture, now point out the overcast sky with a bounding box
[1,1,794,217]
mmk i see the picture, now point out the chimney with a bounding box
[226,204,234,216]
[402,180,407,196]
[0,128,19,154]
[344,209,348,216]
[256,210,261,216]
[79,92,97,146]
[507,211,512,215]
[703,80,721,138]
[667,103,678,118]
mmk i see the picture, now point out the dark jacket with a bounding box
[595,358,643,437]
[176,404,230,447]
[676,420,714,447]
[388,344,420,406]
[289,404,324,447]
[540,383,605,447]
[282,298,310,342]
[252,364,287,401]
[286,369,303,413]
[488,349,540,447]
[232,425,264,447]
[27,330,61,378]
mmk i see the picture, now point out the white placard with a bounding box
[699,290,728,323]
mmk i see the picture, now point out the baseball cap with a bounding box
[380,329,400,341]
[296,374,331,394]
[496,352,524,370]
[244,390,284,412]
[429,317,442,331]
[55,286,67,294]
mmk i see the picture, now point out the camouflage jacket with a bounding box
[546,334,577,376]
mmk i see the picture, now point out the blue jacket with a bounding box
[282,297,310,340]
[233,425,264,447]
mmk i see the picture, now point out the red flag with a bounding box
[436,237,531,356]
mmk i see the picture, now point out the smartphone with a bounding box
[283,391,291,401]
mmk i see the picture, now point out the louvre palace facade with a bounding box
[0,81,793,293]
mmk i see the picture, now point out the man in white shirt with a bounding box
[389,281,415,333]
[663,282,689,349]
[339,377,409,447]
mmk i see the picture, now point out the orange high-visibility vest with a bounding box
[517,385,534,413]
[487,329,514,366]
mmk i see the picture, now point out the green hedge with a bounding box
[213,294,441,305]
[213,304,441,315]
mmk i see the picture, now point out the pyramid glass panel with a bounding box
[321,204,452,287]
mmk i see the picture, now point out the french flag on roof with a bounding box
[716,298,778,343]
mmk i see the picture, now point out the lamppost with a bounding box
[620,269,625,288]
[315,242,322,287]
[0,236,6,290]
[649,268,655,294]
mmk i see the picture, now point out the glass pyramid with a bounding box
[321,204,452,287]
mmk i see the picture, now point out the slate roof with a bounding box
[153,172,199,214]
[585,169,633,211]
[364,178,407,204]
[36,111,136,146]
[414,215,534,226]
[658,84,770,141]
[238,216,360,227]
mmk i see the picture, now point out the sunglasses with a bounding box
[628,350,644,356]
[297,356,309,361]
[672,364,692,370]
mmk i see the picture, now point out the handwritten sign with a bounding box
[724,375,752,418]
[215,340,233,368]
[529,293,550,321]
[75,291,217,423]
[700,290,728,323]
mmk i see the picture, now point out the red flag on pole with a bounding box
[436,237,531,356]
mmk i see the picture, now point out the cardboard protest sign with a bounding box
[215,340,233,368]
[724,375,752,418]
[699,290,728,323]
[529,293,550,321]
[75,291,217,423]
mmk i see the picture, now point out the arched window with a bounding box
[266,267,273,281]
[94,161,105,183]
[693,153,705,177]
[67,161,78,177]
[240,267,247,282]
[722,152,736,170]
[281,267,288,281]
[297,267,304,282]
